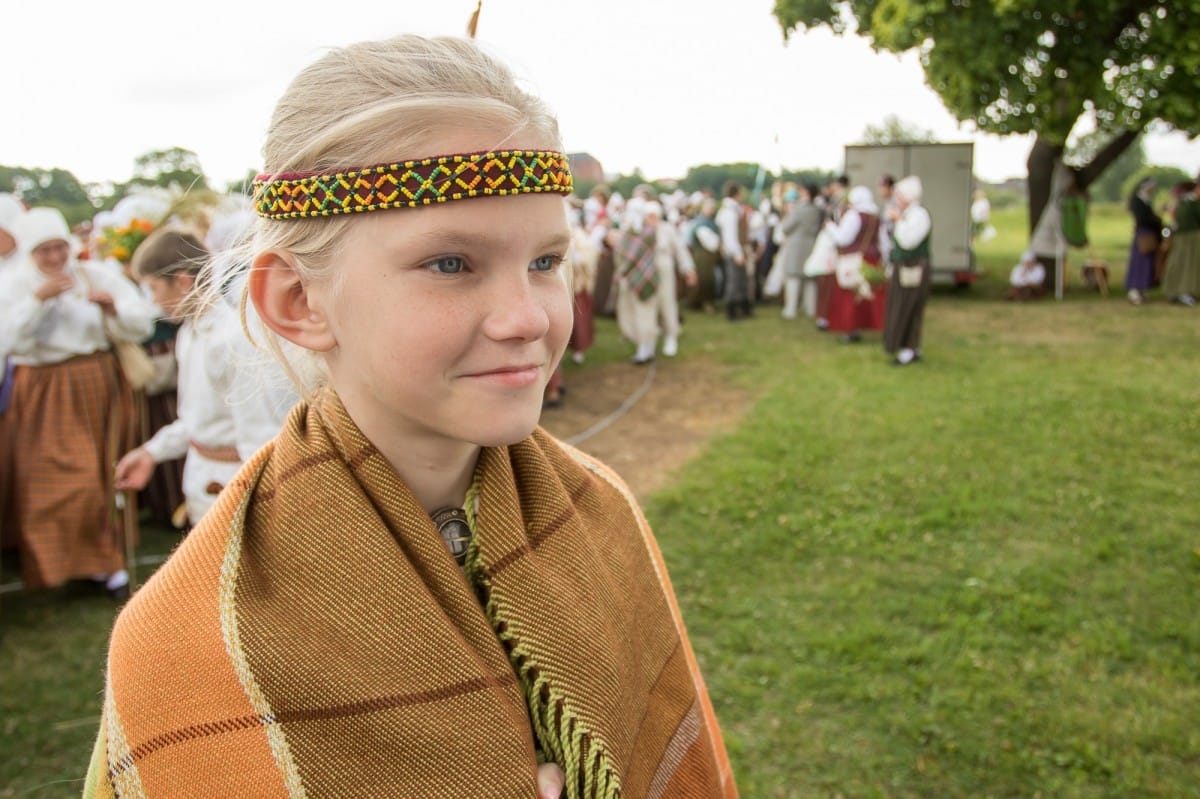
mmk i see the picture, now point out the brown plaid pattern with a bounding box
[86,388,738,798]
[8,352,131,589]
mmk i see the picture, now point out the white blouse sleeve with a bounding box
[88,266,157,343]
[892,206,932,250]
[827,209,863,248]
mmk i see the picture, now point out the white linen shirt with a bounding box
[142,300,288,464]
[0,260,156,365]
[142,300,293,523]
[892,204,933,251]
[715,197,745,262]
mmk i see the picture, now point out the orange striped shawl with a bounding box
[85,389,738,798]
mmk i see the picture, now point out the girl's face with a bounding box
[144,273,194,320]
[314,166,573,452]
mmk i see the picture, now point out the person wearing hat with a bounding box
[113,228,292,527]
[883,176,933,365]
[0,206,157,597]
[824,185,887,343]
[0,193,26,270]
[0,193,29,553]
[612,199,696,362]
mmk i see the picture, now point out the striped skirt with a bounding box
[8,351,134,589]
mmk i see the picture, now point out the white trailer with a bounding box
[843,142,977,285]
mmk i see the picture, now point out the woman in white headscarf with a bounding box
[0,193,29,552]
[0,207,157,597]
[883,176,933,366]
[824,185,887,343]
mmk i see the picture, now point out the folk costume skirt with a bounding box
[1125,226,1160,292]
[0,362,17,552]
[569,289,595,354]
[1161,229,1200,298]
[883,260,931,353]
[9,351,133,588]
[826,282,885,333]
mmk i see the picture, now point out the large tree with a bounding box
[772,1,1200,244]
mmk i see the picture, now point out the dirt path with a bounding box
[537,357,753,498]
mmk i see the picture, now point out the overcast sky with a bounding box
[6,0,1199,188]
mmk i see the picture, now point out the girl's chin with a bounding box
[467,414,542,448]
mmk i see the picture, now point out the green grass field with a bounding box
[3,202,1197,798]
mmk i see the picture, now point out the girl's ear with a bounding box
[248,250,336,352]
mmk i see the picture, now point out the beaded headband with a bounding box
[253,149,574,220]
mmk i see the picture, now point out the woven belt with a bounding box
[189,440,240,463]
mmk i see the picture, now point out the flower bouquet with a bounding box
[96,218,156,264]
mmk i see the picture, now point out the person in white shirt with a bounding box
[716,181,752,321]
[643,201,695,357]
[0,206,158,598]
[1006,250,1047,301]
[114,229,292,526]
[0,193,25,269]
[0,193,28,550]
[883,176,934,365]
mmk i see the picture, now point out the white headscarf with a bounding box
[204,203,255,254]
[623,196,647,233]
[895,176,923,203]
[0,193,25,236]
[13,207,72,255]
[848,186,878,214]
[110,191,171,228]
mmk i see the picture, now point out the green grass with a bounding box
[3,202,1198,798]
[650,298,1198,798]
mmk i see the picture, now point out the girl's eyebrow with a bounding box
[413,228,572,252]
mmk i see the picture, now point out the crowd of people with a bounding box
[0,189,296,599]
[1,33,738,799]
[554,170,935,378]
[1126,175,1200,307]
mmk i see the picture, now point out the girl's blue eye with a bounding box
[531,254,563,272]
[427,256,466,275]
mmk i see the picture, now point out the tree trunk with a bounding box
[1026,137,1065,289]
[1025,129,1140,291]
[1026,136,1064,239]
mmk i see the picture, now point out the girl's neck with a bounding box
[331,386,482,514]
[365,422,480,513]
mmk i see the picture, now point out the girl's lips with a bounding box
[462,364,542,388]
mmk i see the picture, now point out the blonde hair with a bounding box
[216,34,565,396]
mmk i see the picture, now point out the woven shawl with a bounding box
[85,388,738,798]
[614,228,660,301]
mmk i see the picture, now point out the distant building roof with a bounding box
[568,152,605,184]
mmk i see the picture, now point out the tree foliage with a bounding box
[773,1,1199,146]
[858,114,937,145]
[1067,131,1145,202]
[125,147,210,193]
[772,0,1200,252]
[0,166,95,226]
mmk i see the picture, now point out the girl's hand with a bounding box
[114,447,155,491]
[537,762,564,799]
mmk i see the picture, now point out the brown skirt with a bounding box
[8,351,134,588]
[0,370,16,551]
[568,290,595,354]
[139,390,186,527]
